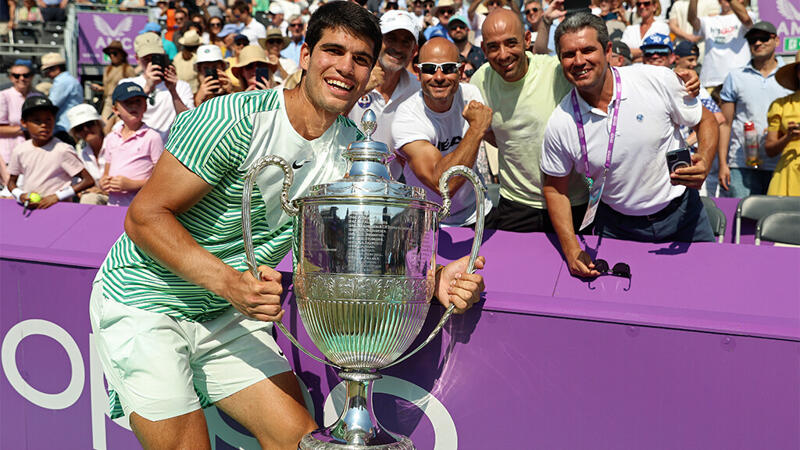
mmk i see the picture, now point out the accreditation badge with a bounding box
[580,178,604,231]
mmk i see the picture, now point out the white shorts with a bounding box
[89,275,291,421]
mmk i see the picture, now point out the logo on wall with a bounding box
[93,16,134,39]
[777,0,800,20]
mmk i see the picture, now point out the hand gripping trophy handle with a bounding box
[242,155,340,369]
[384,164,486,369]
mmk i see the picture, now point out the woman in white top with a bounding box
[67,104,108,205]
[620,0,670,61]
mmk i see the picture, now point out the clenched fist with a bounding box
[462,100,492,133]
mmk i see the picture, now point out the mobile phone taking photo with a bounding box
[666,147,692,174]
[255,67,270,88]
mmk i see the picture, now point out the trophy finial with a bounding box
[360,109,377,140]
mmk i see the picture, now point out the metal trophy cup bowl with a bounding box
[241,111,485,449]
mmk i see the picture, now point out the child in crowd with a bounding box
[100,82,163,206]
[7,96,94,209]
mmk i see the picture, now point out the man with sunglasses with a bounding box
[523,0,543,35]
[264,27,300,85]
[688,0,754,92]
[717,21,792,198]
[448,14,486,80]
[348,10,421,178]
[393,37,494,226]
[41,52,82,146]
[281,14,305,66]
[424,0,456,41]
[0,60,37,187]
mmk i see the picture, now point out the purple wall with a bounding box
[758,2,800,56]
[77,11,149,67]
[1,200,798,449]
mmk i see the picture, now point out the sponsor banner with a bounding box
[759,0,800,55]
[76,11,148,66]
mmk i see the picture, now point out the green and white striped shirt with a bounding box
[100,88,362,322]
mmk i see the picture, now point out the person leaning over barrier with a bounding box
[89,3,485,448]
[541,13,719,278]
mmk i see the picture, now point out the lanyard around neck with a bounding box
[570,67,622,188]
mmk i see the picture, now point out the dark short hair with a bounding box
[305,2,382,65]
[554,12,609,59]
[232,1,250,13]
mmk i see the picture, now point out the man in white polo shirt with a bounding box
[348,10,421,177]
[118,33,194,143]
[541,13,718,277]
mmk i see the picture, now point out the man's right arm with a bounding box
[687,0,701,33]
[125,152,284,322]
[729,0,753,28]
[543,174,599,278]
[718,101,734,191]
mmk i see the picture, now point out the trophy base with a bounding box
[298,371,415,450]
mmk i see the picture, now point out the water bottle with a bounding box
[744,121,761,168]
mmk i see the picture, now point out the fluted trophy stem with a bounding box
[242,155,340,369]
[384,165,486,369]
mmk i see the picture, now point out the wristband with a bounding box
[56,186,76,201]
[11,187,23,203]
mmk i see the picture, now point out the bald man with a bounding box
[470,8,588,233]
[391,37,495,227]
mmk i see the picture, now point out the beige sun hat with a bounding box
[40,53,66,71]
[265,27,290,49]
[231,45,268,79]
[134,32,165,58]
[775,54,800,92]
[178,29,202,47]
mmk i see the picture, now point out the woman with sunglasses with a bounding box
[619,0,669,62]
[67,104,108,205]
[0,61,38,187]
[207,16,227,55]
[97,41,136,122]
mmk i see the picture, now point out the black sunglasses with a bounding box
[525,7,539,14]
[289,22,303,28]
[746,34,772,45]
[73,121,95,133]
[592,259,632,290]
[11,72,33,79]
[416,62,461,74]
[209,21,223,27]
[635,1,651,6]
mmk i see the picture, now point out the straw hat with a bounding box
[775,54,800,92]
[265,27,290,49]
[178,29,202,47]
[231,45,268,79]
[40,52,66,71]
[103,40,127,57]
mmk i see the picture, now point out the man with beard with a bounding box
[448,14,486,80]
[348,10,420,176]
[89,3,487,448]
[541,13,718,278]
[392,37,494,227]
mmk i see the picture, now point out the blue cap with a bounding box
[427,26,448,39]
[217,23,243,38]
[112,82,148,103]
[674,40,699,57]
[13,59,33,68]
[139,22,162,35]
[640,33,672,53]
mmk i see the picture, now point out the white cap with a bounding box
[380,10,420,42]
[269,2,283,14]
[195,44,224,64]
[67,104,102,131]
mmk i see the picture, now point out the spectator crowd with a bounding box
[0,0,798,251]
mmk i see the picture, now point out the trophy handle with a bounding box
[385,165,486,369]
[242,155,341,369]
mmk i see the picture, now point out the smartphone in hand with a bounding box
[666,147,692,173]
[255,67,270,88]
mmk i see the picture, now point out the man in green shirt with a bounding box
[90,3,485,448]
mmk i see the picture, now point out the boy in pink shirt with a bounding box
[100,82,164,206]
[7,96,94,209]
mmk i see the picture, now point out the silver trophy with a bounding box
[242,110,485,449]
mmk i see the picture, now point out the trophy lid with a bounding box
[306,110,428,201]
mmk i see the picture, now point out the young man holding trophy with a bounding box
[89,2,485,449]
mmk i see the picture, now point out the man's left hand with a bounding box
[674,68,700,98]
[435,255,486,313]
[671,153,708,189]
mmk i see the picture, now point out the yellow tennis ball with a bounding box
[29,192,41,203]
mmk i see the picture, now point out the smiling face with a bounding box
[558,26,612,96]
[9,64,33,93]
[300,27,375,115]
[379,29,417,73]
[635,0,655,20]
[417,37,461,111]
[481,9,531,83]
[674,54,698,70]
[747,31,778,61]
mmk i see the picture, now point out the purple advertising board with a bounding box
[759,1,800,55]
[1,202,799,449]
[76,11,149,66]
